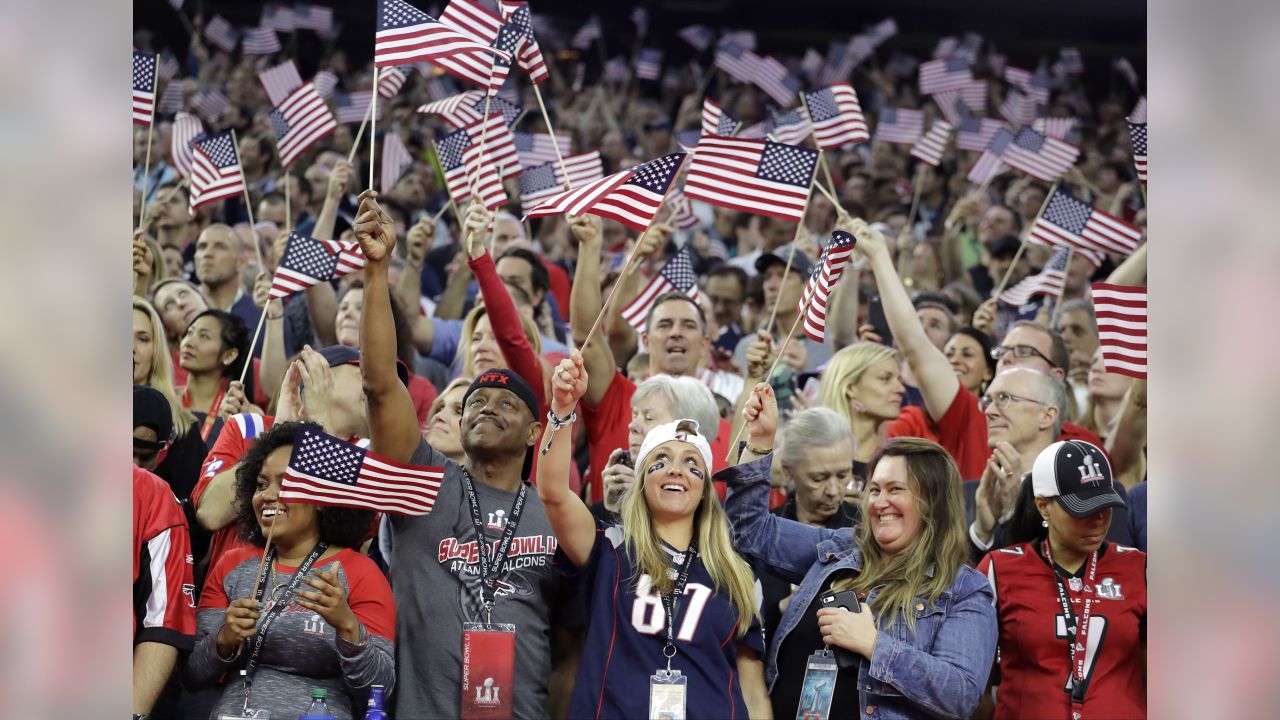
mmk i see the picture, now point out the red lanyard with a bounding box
[183,380,228,443]
[1043,541,1098,720]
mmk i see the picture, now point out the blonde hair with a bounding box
[620,420,758,636]
[133,297,196,437]
[830,438,970,631]
[818,342,899,428]
[428,376,473,422]
[460,303,543,377]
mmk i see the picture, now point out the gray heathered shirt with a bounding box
[391,439,563,719]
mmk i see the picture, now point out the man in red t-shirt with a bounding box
[569,215,732,503]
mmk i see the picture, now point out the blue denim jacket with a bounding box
[721,456,998,720]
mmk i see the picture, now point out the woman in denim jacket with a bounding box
[725,383,997,719]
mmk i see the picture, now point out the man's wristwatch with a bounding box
[134,714,150,720]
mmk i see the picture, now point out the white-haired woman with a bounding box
[594,373,722,521]
[538,352,772,719]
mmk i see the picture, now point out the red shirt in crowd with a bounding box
[133,465,196,648]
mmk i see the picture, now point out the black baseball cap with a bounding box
[755,246,814,278]
[464,369,542,481]
[316,345,410,386]
[1031,440,1126,518]
[134,385,173,446]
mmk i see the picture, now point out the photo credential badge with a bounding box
[461,622,516,720]
[795,649,839,720]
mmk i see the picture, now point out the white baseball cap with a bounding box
[635,419,714,474]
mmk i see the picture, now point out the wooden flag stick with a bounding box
[369,67,380,190]
[904,164,925,233]
[230,129,265,269]
[579,154,692,354]
[532,83,572,189]
[284,169,291,230]
[137,60,160,229]
[762,176,818,336]
[992,178,1060,299]
[347,95,374,165]
[811,175,843,210]
[239,310,269,385]
[251,513,279,605]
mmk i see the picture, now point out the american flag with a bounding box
[441,0,502,45]
[170,112,204,178]
[192,88,230,121]
[498,1,548,84]
[999,247,1069,306]
[158,82,186,114]
[261,4,296,32]
[967,126,1014,184]
[517,152,604,206]
[684,136,817,222]
[484,22,525,96]
[636,48,663,81]
[1114,57,1139,89]
[243,27,283,55]
[312,70,339,98]
[676,130,702,153]
[666,187,701,230]
[1029,189,1143,257]
[818,38,866,86]
[377,65,410,98]
[271,231,366,298]
[1129,122,1147,184]
[156,53,180,83]
[999,90,1037,127]
[189,132,245,212]
[270,82,337,169]
[955,116,1004,152]
[619,247,703,331]
[874,107,924,145]
[1129,96,1147,124]
[715,39,801,106]
[1090,283,1146,378]
[932,78,987,120]
[1004,127,1079,182]
[1006,66,1050,104]
[523,152,686,231]
[800,230,857,342]
[933,37,959,59]
[1033,116,1076,141]
[572,15,601,50]
[374,0,505,73]
[701,98,738,138]
[382,131,415,192]
[259,60,303,107]
[768,107,812,146]
[1059,47,1084,74]
[909,120,954,167]
[282,427,443,515]
[463,113,520,178]
[418,89,485,127]
[293,4,335,33]
[513,132,571,168]
[919,56,972,95]
[435,126,506,207]
[483,94,522,126]
[678,24,715,51]
[804,83,869,149]
[333,91,376,124]
[133,51,157,126]
[203,15,239,53]
[738,121,769,139]
[932,93,967,126]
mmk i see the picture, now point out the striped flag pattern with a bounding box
[701,99,738,138]
[374,0,506,73]
[1003,127,1079,182]
[333,91,375,124]
[636,48,663,80]
[677,24,715,51]
[800,230,858,342]
[382,131,414,192]
[293,4,335,33]
[169,112,204,179]
[1091,283,1146,378]
[261,4,296,32]
[203,15,238,53]
[417,89,485,127]
[518,152,607,207]
[955,116,1004,152]
[999,89,1037,127]
[523,152,686,231]
[377,65,410,98]
[435,126,506,207]
[999,248,1069,307]
[1029,189,1143,257]
[1129,122,1147,184]
[874,107,924,145]
[909,120,954,167]
[804,83,869,148]
[271,231,366,299]
[282,427,443,516]
[312,70,339,98]
[133,51,157,126]
[189,132,245,212]
[463,113,521,178]
[1033,116,1077,141]
[270,83,337,169]
[768,107,812,146]
[684,137,817,222]
[156,53,180,83]
[715,39,801,105]
[513,132,571,168]
[967,126,1015,184]
[259,60,303,107]
[619,248,703,330]
[919,56,972,95]
[498,1,548,84]
[667,187,701,230]
[192,88,230,121]
[242,27,283,55]
[158,82,186,114]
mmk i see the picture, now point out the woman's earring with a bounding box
[1041,519,1049,528]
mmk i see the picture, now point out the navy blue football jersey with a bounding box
[555,520,765,719]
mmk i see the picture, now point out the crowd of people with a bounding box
[132,4,1147,719]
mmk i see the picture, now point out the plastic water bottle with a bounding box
[363,685,388,720]
[299,687,337,720]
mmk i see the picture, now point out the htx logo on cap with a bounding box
[1077,452,1105,485]
[478,371,509,385]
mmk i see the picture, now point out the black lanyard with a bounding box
[241,542,327,709]
[1043,541,1098,719]
[660,545,698,669]
[460,468,527,618]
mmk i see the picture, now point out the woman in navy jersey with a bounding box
[978,440,1146,719]
[726,382,997,720]
[537,352,772,719]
